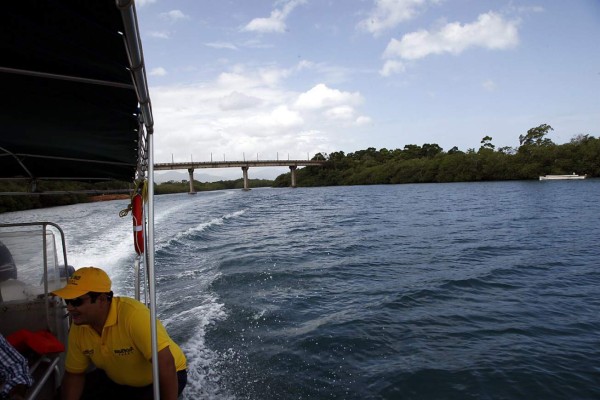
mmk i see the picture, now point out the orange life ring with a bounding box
[132,194,144,254]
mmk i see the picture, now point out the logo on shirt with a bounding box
[114,346,134,356]
[82,349,94,356]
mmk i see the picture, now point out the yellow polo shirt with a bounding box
[65,297,187,387]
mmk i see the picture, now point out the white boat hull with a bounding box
[539,174,587,181]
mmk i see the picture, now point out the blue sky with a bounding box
[136,0,600,180]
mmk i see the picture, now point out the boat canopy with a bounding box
[2,2,163,397]
[0,0,152,184]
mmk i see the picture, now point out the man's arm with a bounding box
[61,371,85,400]
[157,346,178,400]
[0,334,33,398]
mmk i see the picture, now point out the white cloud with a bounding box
[216,71,256,90]
[244,16,285,34]
[219,91,262,111]
[383,12,519,60]
[259,67,292,87]
[356,116,372,125]
[257,105,304,129]
[160,10,188,23]
[214,65,291,90]
[241,39,275,49]
[482,79,496,91]
[243,0,306,34]
[297,60,315,71]
[149,31,170,39]
[325,106,355,120]
[294,84,363,110]
[294,60,353,84]
[358,0,427,36]
[150,67,167,76]
[379,60,406,76]
[149,69,370,165]
[135,0,157,7]
[512,5,545,14]
[205,42,238,50]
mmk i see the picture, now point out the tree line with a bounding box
[273,124,600,187]
[0,180,132,213]
[155,178,274,194]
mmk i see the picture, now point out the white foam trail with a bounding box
[67,221,131,276]
[157,209,247,251]
[154,199,190,225]
[162,301,235,400]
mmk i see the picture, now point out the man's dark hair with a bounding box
[88,291,114,303]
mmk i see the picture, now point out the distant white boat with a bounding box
[539,173,587,181]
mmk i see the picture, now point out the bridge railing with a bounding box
[154,160,326,170]
[154,159,326,190]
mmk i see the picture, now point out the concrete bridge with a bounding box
[154,160,326,192]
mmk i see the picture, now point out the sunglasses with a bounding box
[65,296,90,307]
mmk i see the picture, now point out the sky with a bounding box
[135,0,600,180]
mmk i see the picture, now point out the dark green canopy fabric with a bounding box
[0,1,143,182]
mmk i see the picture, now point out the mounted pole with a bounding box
[146,130,159,399]
[116,1,159,398]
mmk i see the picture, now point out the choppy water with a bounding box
[2,180,600,399]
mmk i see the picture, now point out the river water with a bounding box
[2,180,599,399]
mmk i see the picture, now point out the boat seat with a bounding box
[0,279,30,302]
[1,297,68,400]
[0,296,68,343]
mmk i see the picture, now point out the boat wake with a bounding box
[161,301,233,399]
[156,209,248,250]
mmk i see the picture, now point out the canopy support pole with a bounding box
[117,1,158,398]
[146,129,158,400]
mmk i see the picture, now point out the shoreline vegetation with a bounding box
[273,125,599,188]
[1,125,598,213]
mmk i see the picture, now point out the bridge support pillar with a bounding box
[289,166,297,188]
[242,166,250,191]
[187,168,196,194]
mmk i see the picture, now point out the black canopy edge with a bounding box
[0,189,132,197]
[0,0,154,191]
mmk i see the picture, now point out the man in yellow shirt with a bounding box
[52,267,187,400]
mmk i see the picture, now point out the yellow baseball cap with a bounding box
[51,267,112,299]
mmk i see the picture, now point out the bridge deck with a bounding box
[154,160,326,170]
